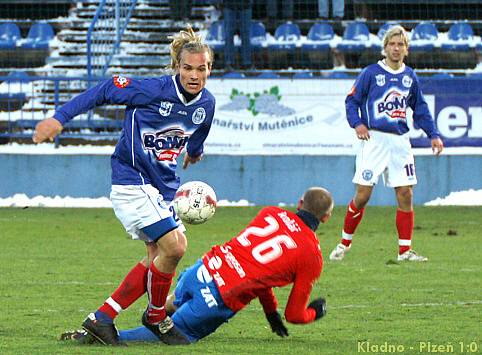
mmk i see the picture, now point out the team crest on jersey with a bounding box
[362,169,373,181]
[113,75,130,89]
[375,74,385,87]
[192,107,206,124]
[159,101,173,117]
[402,75,413,88]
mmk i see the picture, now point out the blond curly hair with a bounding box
[169,26,214,70]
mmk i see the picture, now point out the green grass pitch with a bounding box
[0,206,480,354]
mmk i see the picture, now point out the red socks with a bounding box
[341,200,365,247]
[98,262,148,320]
[396,209,414,255]
[146,263,174,324]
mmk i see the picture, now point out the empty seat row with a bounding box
[206,20,480,52]
[0,22,54,50]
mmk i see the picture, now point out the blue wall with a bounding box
[1,154,481,206]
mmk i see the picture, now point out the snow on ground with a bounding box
[0,191,480,208]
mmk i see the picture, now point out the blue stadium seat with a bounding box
[257,71,280,79]
[431,72,453,79]
[410,22,438,52]
[267,22,301,69]
[0,22,21,49]
[250,21,267,50]
[0,71,30,111]
[205,20,225,52]
[301,22,334,52]
[293,71,313,79]
[326,71,352,79]
[269,21,301,51]
[337,22,370,53]
[223,72,245,79]
[441,22,474,52]
[20,22,54,49]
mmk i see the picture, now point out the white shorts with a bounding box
[110,184,185,243]
[352,130,417,188]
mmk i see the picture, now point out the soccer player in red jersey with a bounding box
[61,186,334,344]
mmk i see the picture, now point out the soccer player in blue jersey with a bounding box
[33,27,215,345]
[329,25,444,262]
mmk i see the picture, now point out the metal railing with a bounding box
[86,0,138,84]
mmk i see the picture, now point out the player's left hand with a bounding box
[182,153,202,169]
[431,137,444,156]
[308,297,327,320]
[265,311,289,337]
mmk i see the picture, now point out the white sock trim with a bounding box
[106,297,123,313]
[342,231,353,240]
[399,239,412,247]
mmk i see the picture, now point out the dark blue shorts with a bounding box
[172,259,236,342]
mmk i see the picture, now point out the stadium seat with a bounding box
[0,71,30,111]
[301,22,334,69]
[250,21,267,49]
[222,72,245,79]
[410,22,438,52]
[20,22,54,49]
[293,71,313,79]
[326,71,352,79]
[441,22,474,52]
[257,71,280,79]
[0,22,21,49]
[337,22,370,53]
[337,22,371,68]
[206,20,224,47]
[267,21,302,69]
[431,72,453,79]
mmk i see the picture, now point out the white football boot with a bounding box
[329,243,350,261]
[397,250,428,262]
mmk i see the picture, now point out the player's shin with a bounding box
[145,262,174,324]
[341,200,365,246]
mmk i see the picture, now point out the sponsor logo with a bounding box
[375,74,385,87]
[402,75,413,88]
[375,89,408,120]
[362,169,373,181]
[159,101,173,117]
[113,75,130,89]
[192,107,206,124]
[178,110,187,116]
[142,127,188,161]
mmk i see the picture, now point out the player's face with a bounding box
[384,35,408,64]
[177,50,211,95]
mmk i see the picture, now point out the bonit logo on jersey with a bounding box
[142,128,188,161]
[374,89,409,120]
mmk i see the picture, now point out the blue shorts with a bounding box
[172,259,236,342]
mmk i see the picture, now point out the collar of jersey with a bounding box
[378,60,406,75]
[171,75,203,106]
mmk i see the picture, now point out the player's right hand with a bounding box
[32,118,63,143]
[308,298,327,320]
[265,311,289,337]
[355,124,370,140]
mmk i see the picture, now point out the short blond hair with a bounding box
[382,25,409,57]
[300,187,334,220]
[168,26,214,70]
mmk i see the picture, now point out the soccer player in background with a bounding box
[329,25,444,262]
[33,27,215,345]
[61,187,333,345]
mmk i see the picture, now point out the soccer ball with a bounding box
[173,181,217,225]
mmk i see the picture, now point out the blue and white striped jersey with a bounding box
[54,75,216,201]
[345,60,439,138]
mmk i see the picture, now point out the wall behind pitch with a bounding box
[1,154,481,206]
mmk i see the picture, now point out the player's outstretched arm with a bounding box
[182,153,202,169]
[32,118,63,143]
[265,311,289,337]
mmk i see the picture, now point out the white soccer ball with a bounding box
[173,181,217,225]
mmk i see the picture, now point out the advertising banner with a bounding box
[204,78,482,155]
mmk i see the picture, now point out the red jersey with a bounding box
[202,206,323,324]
